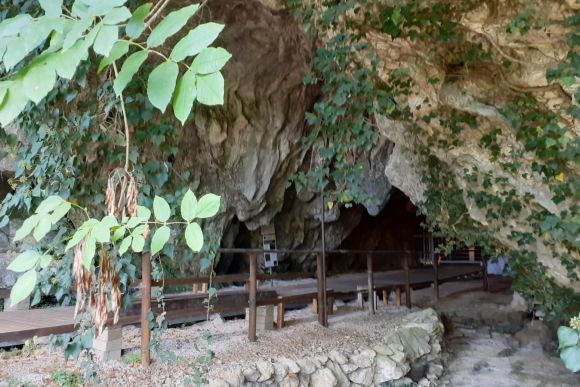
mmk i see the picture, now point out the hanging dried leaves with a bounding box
[106,167,138,219]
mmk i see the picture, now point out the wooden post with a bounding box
[382,289,388,304]
[433,255,439,301]
[482,255,489,291]
[248,254,257,342]
[404,256,411,308]
[316,254,327,327]
[277,297,284,329]
[141,253,151,366]
[395,288,401,306]
[367,255,375,314]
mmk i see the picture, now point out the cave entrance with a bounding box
[217,217,252,275]
[332,188,425,272]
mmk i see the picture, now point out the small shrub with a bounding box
[121,353,141,365]
[50,369,83,387]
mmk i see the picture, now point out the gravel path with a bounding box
[0,300,413,386]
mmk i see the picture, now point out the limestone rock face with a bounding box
[368,0,580,290]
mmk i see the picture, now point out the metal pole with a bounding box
[367,254,375,314]
[141,253,151,366]
[404,255,411,308]
[320,189,327,327]
[249,254,257,342]
[433,254,439,300]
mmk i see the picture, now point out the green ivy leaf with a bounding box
[126,3,151,39]
[7,251,40,272]
[195,193,221,218]
[39,0,62,18]
[102,6,131,25]
[185,222,203,252]
[191,47,232,75]
[119,236,132,255]
[93,24,118,57]
[39,254,53,269]
[33,217,52,242]
[180,189,198,222]
[560,346,580,373]
[98,40,129,73]
[170,22,225,62]
[558,326,579,348]
[146,4,200,48]
[132,235,145,253]
[196,72,224,106]
[147,61,179,113]
[151,226,170,255]
[153,196,171,222]
[35,195,64,214]
[172,70,197,125]
[113,50,148,96]
[9,269,36,306]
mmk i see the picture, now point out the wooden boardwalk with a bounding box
[0,265,481,346]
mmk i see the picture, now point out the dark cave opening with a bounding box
[217,217,252,275]
[330,188,425,272]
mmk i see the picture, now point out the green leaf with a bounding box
[147,61,179,113]
[10,269,36,306]
[55,40,89,80]
[93,222,111,243]
[153,196,171,222]
[7,251,40,272]
[191,47,232,75]
[93,24,118,56]
[87,0,127,16]
[185,222,203,252]
[559,326,579,348]
[33,217,52,242]
[146,4,200,48]
[137,205,152,221]
[100,215,119,228]
[50,202,71,223]
[63,18,93,51]
[132,235,145,253]
[98,40,129,72]
[196,72,225,106]
[119,236,132,255]
[560,346,580,373]
[126,3,151,39]
[14,214,40,242]
[40,0,62,18]
[151,226,170,255]
[23,60,56,104]
[126,216,141,229]
[65,227,90,251]
[195,193,221,218]
[39,254,53,269]
[83,236,96,269]
[103,7,131,25]
[173,70,197,125]
[35,195,64,214]
[180,189,198,222]
[0,81,29,127]
[170,22,225,62]
[113,50,148,96]
[131,224,148,237]
[112,226,126,242]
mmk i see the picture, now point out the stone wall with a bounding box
[209,308,445,387]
